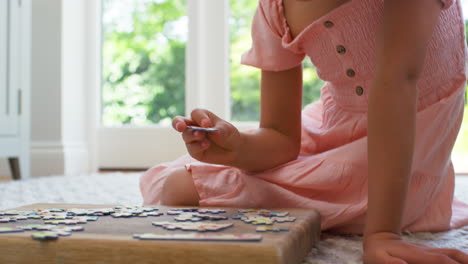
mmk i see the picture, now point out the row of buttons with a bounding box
[324,20,364,97]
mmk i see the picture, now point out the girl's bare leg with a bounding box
[160,167,200,206]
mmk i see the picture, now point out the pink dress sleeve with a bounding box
[241,0,305,72]
[439,0,454,9]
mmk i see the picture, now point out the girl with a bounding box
[141,0,468,263]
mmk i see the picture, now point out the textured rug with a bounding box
[0,173,466,263]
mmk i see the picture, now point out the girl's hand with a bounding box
[363,232,468,264]
[172,108,242,165]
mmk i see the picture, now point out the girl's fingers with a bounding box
[172,116,196,132]
[182,130,206,144]
[404,251,458,264]
[190,108,217,128]
[376,251,407,264]
[186,139,211,157]
[428,248,468,264]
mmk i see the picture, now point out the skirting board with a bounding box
[0,141,90,178]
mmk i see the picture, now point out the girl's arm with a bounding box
[365,0,468,263]
[366,0,440,236]
[173,65,303,172]
[233,66,303,171]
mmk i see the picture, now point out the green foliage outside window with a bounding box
[229,0,324,121]
[102,0,186,126]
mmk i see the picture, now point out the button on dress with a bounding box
[140,0,468,233]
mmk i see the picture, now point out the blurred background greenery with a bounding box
[102,0,187,126]
[101,0,468,171]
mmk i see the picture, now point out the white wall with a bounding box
[30,0,64,176]
[0,0,90,178]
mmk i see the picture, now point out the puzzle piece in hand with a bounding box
[152,221,233,232]
[256,226,289,232]
[0,227,24,233]
[134,233,262,242]
[32,231,59,240]
[186,126,219,132]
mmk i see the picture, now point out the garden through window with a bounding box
[102,0,187,126]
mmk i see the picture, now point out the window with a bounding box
[101,0,187,126]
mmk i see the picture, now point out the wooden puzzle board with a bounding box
[0,203,321,264]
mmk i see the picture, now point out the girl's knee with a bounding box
[160,167,200,206]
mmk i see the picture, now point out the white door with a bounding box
[0,0,19,136]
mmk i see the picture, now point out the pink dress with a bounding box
[140,0,468,233]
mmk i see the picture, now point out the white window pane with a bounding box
[102,0,187,126]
